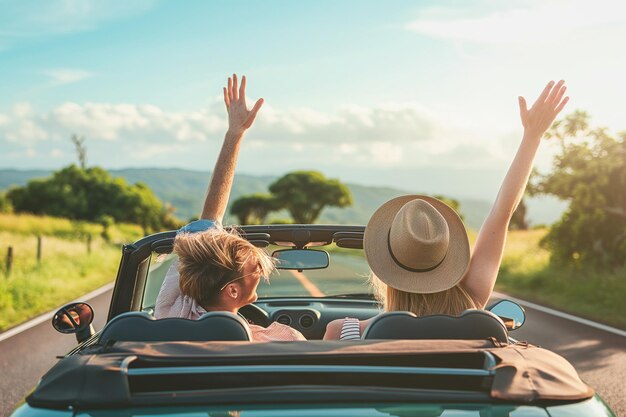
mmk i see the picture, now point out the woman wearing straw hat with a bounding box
[324,80,570,340]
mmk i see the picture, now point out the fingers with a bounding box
[243,98,264,128]
[546,80,565,104]
[552,84,567,106]
[232,74,239,101]
[227,77,233,102]
[240,75,246,102]
[223,87,230,108]
[251,97,264,115]
[537,80,555,104]
[518,96,528,122]
[554,96,570,114]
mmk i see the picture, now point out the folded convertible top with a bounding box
[28,339,593,409]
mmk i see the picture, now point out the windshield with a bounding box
[142,245,372,310]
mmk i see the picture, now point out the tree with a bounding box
[230,193,279,225]
[536,111,626,268]
[71,134,87,169]
[269,171,352,224]
[7,165,178,233]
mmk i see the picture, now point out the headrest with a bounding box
[99,311,252,344]
[362,309,508,343]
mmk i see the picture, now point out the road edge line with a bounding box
[0,282,115,343]
[493,291,626,338]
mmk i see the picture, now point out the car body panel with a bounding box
[11,396,615,417]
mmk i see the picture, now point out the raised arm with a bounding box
[200,74,264,222]
[460,80,569,307]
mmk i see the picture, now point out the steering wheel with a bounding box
[238,304,271,327]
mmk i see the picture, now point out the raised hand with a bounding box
[518,80,569,139]
[223,74,264,136]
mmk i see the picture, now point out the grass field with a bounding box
[0,213,143,331]
[496,229,626,329]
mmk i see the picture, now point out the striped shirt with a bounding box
[340,317,362,340]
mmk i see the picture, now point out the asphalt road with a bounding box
[1,256,624,416]
[0,289,111,416]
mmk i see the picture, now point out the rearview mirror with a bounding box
[272,249,329,270]
[52,302,95,343]
[488,300,525,330]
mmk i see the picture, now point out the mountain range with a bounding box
[0,168,566,230]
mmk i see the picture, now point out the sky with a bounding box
[1,0,626,200]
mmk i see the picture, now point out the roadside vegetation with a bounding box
[0,213,142,331]
[497,229,626,329]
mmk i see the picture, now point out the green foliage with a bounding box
[496,229,626,329]
[0,192,13,214]
[537,112,626,268]
[97,215,115,242]
[0,212,143,242]
[230,193,280,225]
[6,165,178,233]
[269,218,293,225]
[0,231,123,331]
[269,171,352,224]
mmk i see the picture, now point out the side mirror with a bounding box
[488,300,525,330]
[52,302,95,343]
[272,249,330,271]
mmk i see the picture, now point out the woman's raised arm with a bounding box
[200,74,264,223]
[460,80,569,308]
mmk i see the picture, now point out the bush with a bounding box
[537,112,626,268]
[7,165,178,233]
[0,193,13,214]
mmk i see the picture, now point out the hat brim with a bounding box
[364,195,470,294]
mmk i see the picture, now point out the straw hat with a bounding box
[364,195,470,294]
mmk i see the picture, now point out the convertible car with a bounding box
[12,225,616,416]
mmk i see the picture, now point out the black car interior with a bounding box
[362,310,509,343]
[99,311,253,344]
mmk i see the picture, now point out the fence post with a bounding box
[37,235,42,263]
[87,235,92,254]
[6,246,12,277]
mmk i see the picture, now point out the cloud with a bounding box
[406,0,626,45]
[44,68,94,86]
[49,102,225,141]
[0,99,512,171]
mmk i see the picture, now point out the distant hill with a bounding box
[0,168,564,230]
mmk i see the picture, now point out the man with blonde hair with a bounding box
[155,74,305,342]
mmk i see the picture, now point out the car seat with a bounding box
[362,309,509,343]
[98,311,252,344]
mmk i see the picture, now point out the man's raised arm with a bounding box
[200,74,264,223]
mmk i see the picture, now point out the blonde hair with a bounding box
[370,273,478,316]
[174,229,275,307]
